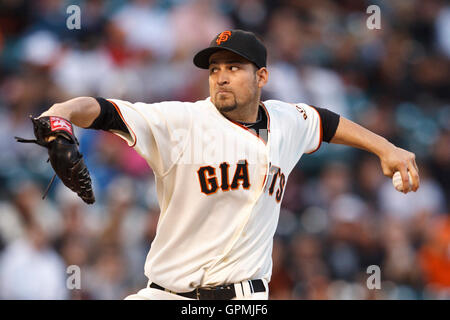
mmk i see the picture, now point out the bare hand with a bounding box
[379,145,420,193]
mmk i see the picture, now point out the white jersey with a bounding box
[108,97,322,292]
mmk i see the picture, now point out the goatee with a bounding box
[218,104,237,113]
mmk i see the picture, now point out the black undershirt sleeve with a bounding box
[88,97,129,134]
[313,107,340,143]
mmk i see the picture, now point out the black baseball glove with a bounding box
[15,116,95,204]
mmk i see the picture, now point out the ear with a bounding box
[256,67,268,88]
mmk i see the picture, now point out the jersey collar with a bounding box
[206,97,270,145]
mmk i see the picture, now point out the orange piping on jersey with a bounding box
[261,173,267,190]
[259,101,270,133]
[107,99,138,148]
[306,105,323,154]
[228,119,267,144]
[259,102,271,192]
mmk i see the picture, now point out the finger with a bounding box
[398,165,410,194]
[412,157,419,173]
[408,161,420,192]
[381,163,393,177]
[383,169,393,177]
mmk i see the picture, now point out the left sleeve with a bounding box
[102,99,193,177]
[88,97,130,133]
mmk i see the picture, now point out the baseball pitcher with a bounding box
[18,30,420,300]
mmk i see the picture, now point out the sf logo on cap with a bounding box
[216,31,232,45]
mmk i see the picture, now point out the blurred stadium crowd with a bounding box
[0,0,449,300]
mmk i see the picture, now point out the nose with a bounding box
[216,68,230,86]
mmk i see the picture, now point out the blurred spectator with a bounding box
[428,131,450,206]
[324,194,382,282]
[419,215,450,299]
[29,0,67,37]
[0,180,61,244]
[289,233,331,299]
[435,5,450,58]
[112,0,175,60]
[380,219,422,291]
[52,184,98,301]
[269,236,295,299]
[0,204,67,299]
[302,162,352,209]
[0,0,32,39]
[95,176,148,291]
[170,0,232,59]
[83,244,128,299]
[21,30,61,68]
[355,153,386,209]
[51,36,114,96]
[229,0,268,35]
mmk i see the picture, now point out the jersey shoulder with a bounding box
[262,99,311,119]
[115,99,208,123]
[130,99,201,110]
[150,98,213,112]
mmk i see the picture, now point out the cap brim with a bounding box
[193,46,255,69]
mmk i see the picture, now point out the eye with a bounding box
[230,66,239,71]
[209,67,218,73]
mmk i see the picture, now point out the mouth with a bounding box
[217,90,232,95]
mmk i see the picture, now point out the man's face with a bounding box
[208,50,259,113]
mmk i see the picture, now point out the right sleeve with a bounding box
[106,99,193,177]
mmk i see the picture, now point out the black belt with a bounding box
[149,279,266,300]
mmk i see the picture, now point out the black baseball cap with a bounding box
[193,29,267,69]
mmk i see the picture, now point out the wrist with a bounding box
[50,104,72,119]
[39,104,72,121]
[374,138,396,159]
